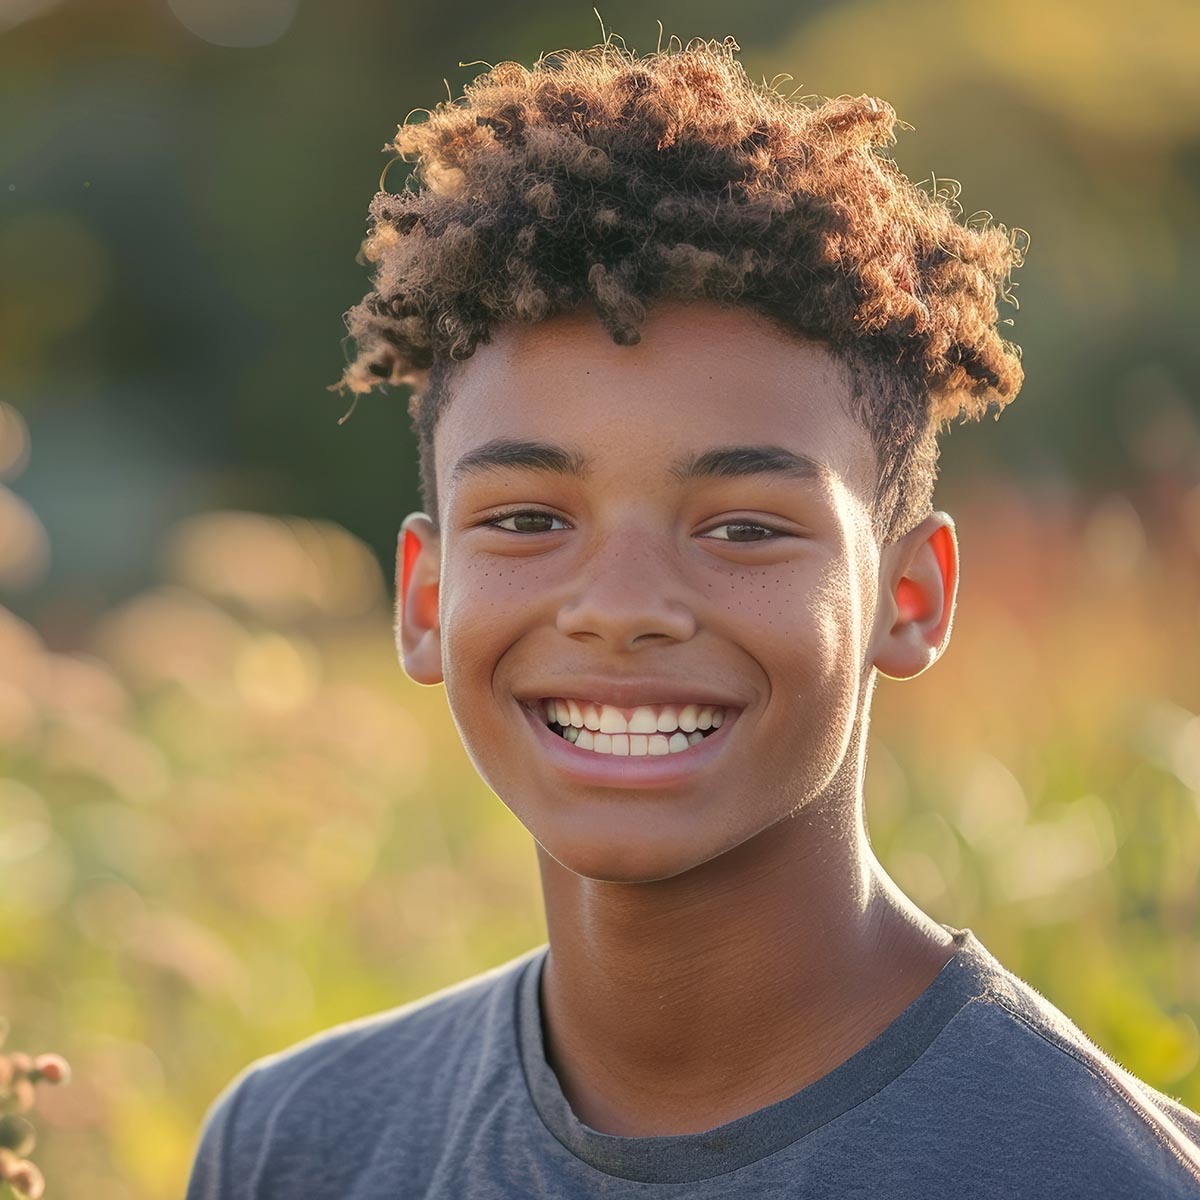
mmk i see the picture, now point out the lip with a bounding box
[515,678,747,713]
[518,699,742,790]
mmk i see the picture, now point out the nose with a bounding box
[555,529,698,650]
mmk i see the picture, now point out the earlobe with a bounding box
[396,513,443,686]
[873,514,959,682]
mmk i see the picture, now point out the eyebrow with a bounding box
[450,438,831,486]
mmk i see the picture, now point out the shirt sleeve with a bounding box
[1143,1083,1200,1148]
[185,1068,259,1200]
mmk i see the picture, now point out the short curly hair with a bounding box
[332,35,1028,545]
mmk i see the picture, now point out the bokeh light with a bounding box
[2,2,1198,1196]
[0,403,30,480]
[165,0,299,49]
[0,483,50,589]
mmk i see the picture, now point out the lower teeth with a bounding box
[552,725,711,755]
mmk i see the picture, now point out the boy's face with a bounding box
[399,300,955,883]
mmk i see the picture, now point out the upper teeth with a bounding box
[540,699,726,735]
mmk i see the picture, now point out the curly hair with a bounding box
[332,35,1028,545]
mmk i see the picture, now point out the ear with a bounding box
[395,512,443,685]
[871,512,959,681]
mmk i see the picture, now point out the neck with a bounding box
[534,785,955,1137]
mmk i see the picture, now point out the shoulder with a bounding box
[883,937,1200,1198]
[185,946,542,1199]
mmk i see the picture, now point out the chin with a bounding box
[530,811,742,885]
[540,845,706,884]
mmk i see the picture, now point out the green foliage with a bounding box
[1,2,1198,1197]
[1,477,1198,1197]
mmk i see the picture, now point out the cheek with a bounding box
[700,557,804,638]
[438,555,555,712]
[810,550,862,649]
[442,554,551,626]
[794,558,864,722]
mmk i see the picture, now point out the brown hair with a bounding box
[332,35,1028,544]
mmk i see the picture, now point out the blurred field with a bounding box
[2,0,1200,1195]
[2,401,1199,1194]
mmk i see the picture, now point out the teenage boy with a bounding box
[187,37,1200,1198]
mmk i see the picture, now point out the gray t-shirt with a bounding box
[186,927,1200,1197]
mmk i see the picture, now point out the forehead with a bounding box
[433,300,877,502]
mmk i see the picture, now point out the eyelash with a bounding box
[481,509,790,542]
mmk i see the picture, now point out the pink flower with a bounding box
[30,1055,70,1086]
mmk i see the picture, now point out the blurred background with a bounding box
[1,0,1198,1194]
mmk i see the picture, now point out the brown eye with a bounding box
[486,510,568,533]
[704,522,785,542]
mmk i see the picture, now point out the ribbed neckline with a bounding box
[515,924,991,1184]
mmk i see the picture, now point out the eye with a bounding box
[482,509,570,534]
[702,521,789,543]
[478,512,793,541]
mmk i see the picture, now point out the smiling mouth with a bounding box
[529,698,729,757]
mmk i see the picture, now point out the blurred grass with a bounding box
[0,472,1198,1196]
[2,0,1199,1194]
